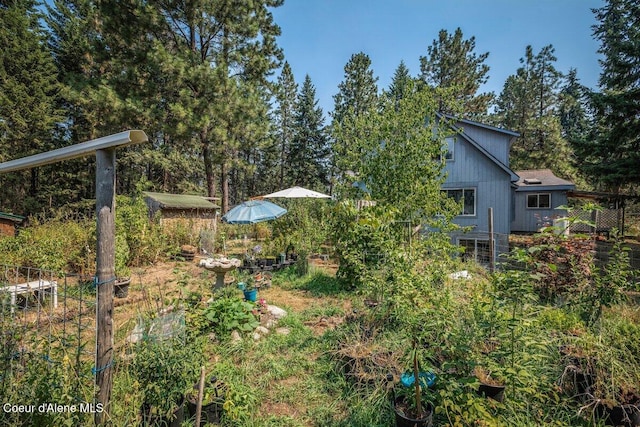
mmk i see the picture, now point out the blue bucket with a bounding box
[243,288,258,302]
[400,371,436,389]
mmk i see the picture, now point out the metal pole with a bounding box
[488,207,495,273]
[95,148,116,425]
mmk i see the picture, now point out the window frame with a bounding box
[443,136,455,161]
[526,193,551,209]
[458,238,492,265]
[445,187,476,216]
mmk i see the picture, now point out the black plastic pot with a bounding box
[477,382,506,402]
[608,403,640,427]
[186,399,222,425]
[141,399,185,427]
[114,278,131,298]
[393,396,433,427]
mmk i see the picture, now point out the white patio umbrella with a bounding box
[262,186,331,199]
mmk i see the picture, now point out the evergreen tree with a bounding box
[419,27,493,118]
[558,69,592,177]
[0,0,63,213]
[495,44,578,182]
[583,0,640,192]
[290,75,330,189]
[273,62,298,188]
[331,52,379,179]
[385,61,415,104]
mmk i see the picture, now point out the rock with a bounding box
[230,330,242,342]
[255,326,270,335]
[267,305,287,319]
[252,332,262,341]
[275,327,291,335]
[264,319,278,329]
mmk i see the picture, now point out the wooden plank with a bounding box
[95,148,116,425]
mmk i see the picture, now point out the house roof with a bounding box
[143,192,220,210]
[515,169,575,191]
[0,212,25,223]
[439,113,521,138]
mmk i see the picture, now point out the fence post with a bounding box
[488,207,495,273]
[95,148,116,425]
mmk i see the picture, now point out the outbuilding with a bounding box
[0,212,24,237]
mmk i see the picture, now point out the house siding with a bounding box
[511,190,570,233]
[455,123,512,166]
[443,133,513,237]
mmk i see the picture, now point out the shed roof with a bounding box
[143,192,220,210]
[0,212,25,223]
[515,169,575,191]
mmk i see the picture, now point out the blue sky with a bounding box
[271,0,604,116]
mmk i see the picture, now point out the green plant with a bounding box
[195,296,259,338]
[131,338,202,419]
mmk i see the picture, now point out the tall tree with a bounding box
[385,60,415,104]
[289,75,330,189]
[582,0,640,192]
[419,27,493,118]
[331,52,379,179]
[0,0,63,213]
[494,45,578,181]
[273,61,298,188]
[558,69,592,164]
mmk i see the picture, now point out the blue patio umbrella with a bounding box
[222,200,287,224]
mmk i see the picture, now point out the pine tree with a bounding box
[419,27,493,118]
[385,61,415,104]
[583,0,640,192]
[273,62,298,188]
[331,52,379,180]
[495,44,578,182]
[290,75,330,189]
[0,0,63,213]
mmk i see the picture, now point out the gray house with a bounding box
[441,117,520,263]
[511,169,575,233]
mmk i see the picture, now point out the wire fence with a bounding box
[0,266,96,414]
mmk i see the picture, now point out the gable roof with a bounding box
[0,212,25,223]
[452,124,520,182]
[143,192,220,210]
[515,169,575,191]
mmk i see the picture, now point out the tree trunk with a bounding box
[221,160,229,213]
[202,136,216,198]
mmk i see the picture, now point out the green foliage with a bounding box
[130,338,203,418]
[420,27,493,118]
[0,333,95,427]
[0,217,93,272]
[190,296,260,339]
[583,0,640,190]
[0,0,64,213]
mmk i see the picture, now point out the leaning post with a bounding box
[95,148,116,425]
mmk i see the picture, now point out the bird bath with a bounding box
[199,257,242,289]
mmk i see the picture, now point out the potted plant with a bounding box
[393,339,435,427]
[186,375,227,426]
[131,338,200,426]
[242,276,258,302]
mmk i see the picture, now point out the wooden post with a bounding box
[95,148,116,425]
[488,207,495,273]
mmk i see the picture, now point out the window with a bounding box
[459,238,491,265]
[445,188,476,216]
[444,136,455,161]
[527,193,551,209]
